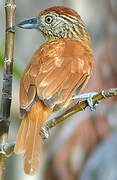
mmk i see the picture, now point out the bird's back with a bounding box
[20,38,94,116]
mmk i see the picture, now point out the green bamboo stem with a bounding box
[0,0,16,179]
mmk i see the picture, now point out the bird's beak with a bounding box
[17,18,39,29]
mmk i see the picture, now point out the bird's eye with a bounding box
[45,16,53,24]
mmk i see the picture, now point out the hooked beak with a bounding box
[17,17,39,29]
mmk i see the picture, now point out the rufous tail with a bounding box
[14,100,51,175]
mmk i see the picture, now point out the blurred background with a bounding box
[0,0,117,179]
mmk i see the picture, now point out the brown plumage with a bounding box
[14,6,94,175]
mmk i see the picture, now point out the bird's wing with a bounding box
[20,39,94,115]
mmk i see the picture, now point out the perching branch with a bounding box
[0,0,16,179]
[0,87,116,158]
[46,87,117,128]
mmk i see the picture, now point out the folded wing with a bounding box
[20,39,94,114]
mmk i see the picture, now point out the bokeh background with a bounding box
[0,0,117,179]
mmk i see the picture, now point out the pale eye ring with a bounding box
[45,16,53,24]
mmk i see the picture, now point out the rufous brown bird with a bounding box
[14,6,94,175]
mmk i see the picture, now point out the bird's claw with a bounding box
[87,96,100,111]
[72,92,99,111]
[40,126,50,139]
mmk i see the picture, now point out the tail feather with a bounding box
[14,115,29,154]
[14,100,51,175]
[24,113,42,175]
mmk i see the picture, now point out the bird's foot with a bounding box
[40,126,50,139]
[72,92,99,111]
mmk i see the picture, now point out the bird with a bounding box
[14,6,94,175]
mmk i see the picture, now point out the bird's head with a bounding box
[17,6,90,43]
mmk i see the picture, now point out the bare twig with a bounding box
[46,88,117,128]
[0,142,15,157]
[0,0,16,179]
[0,88,116,160]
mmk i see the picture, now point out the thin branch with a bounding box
[46,87,117,128]
[0,0,16,179]
[0,87,116,157]
[0,142,15,157]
